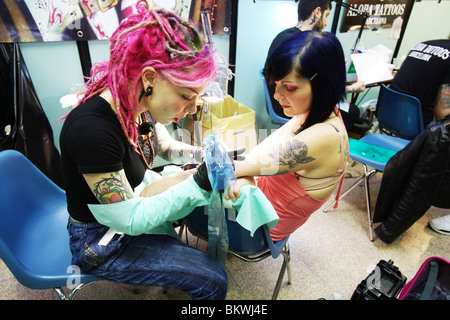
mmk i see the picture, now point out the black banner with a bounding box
[339,0,413,32]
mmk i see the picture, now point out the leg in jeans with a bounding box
[68,219,228,300]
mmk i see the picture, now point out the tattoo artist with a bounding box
[60,2,228,299]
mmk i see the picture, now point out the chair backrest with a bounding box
[259,69,289,125]
[376,84,424,140]
[0,150,73,288]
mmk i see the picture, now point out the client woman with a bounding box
[227,31,349,241]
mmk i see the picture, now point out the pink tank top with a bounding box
[255,174,329,241]
[257,108,348,241]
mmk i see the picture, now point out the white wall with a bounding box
[234,0,299,132]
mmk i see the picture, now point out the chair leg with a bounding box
[271,244,291,300]
[177,221,185,238]
[323,162,378,241]
[53,281,100,300]
[53,287,67,300]
[362,164,377,242]
[285,243,292,285]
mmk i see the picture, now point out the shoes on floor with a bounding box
[429,214,450,235]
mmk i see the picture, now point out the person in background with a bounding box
[59,2,227,299]
[265,0,332,65]
[227,31,349,241]
[390,37,450,128]
[390,37,450,236]
[264,0,364,128]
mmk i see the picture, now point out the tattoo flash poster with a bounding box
[0,0,231,42]
[339,0,413,33]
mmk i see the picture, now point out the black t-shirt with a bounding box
[390,39,450,127]
[60,96,147,222]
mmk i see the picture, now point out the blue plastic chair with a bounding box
[376,84,424,140]
[0,150,102,299]
[259,69,289,125]
[324,84,423,241]
[183,207,291,300]
[324,135,410,241]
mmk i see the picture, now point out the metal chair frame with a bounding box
[324,84,423,241]
[182,208,291,300]
[324,161,378,240]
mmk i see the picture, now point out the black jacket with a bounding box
[373,116,450,243]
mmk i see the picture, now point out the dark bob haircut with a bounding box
[265,31,346,133]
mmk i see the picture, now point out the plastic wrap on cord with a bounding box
[207,191,228,264]
[203,134,236,191]
[203,134,236,263]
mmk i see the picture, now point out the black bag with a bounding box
[399,257,450,300]
[0,43,64,189]
[351,260,407,300]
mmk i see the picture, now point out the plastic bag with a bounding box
[203,134,236,192]
[203,134,236,263]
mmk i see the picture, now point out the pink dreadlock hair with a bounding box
[78,1,216,151]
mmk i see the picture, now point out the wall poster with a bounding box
[0,0,231,42]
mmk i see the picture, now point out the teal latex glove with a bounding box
[88,175,210,236]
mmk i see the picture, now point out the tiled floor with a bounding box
[0,163,448,300]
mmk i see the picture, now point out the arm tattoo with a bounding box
[158,142,190,163]
[270,139,315,169]
[168,147,187,163]
[439,84,450,109]
[158,141,169,159]
[92,172,134,204]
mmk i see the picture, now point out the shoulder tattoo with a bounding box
[92,171,134,204]
[270,139,315,169]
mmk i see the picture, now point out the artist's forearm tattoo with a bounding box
[92,172,134,204]
[158,141,189,163]
[159,142,198,164]
[168,147,188,163]
[270,139,315,169]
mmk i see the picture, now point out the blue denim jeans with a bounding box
[67,219,228,299]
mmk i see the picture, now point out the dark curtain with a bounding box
[0,43,64,189]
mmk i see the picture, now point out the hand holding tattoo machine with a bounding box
[88,135,278,265]
[88,134,242,238]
